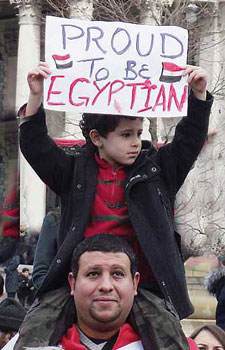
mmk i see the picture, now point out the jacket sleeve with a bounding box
[32,212,59,290]
[157,90,213,195]
[19,105,74,196]
[216,284,225,329]
[5,256,20,272]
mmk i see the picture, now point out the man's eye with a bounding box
[87,271,99,278]
[113,271,124,277]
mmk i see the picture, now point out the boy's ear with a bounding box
[89,129,103,147]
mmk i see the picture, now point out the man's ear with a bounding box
[68,272,76,296]
[89,129,103,148]
[133,272,140,296]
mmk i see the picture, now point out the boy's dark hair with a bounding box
[71,234,138,278]
[79,113,137,148]
[0,274,4,296]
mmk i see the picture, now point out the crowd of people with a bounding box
[0,272,26,349]
[3,262,34,309]
[0,31,225,350]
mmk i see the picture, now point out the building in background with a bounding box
[0,0,225,328]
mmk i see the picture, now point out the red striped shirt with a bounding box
[84,154,155,285]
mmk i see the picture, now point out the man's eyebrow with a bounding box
[110,264,127,270]
[85,265,102,270]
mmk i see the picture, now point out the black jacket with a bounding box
[206,266,225,330]
[20,91,213,319]
[4,255,20,293]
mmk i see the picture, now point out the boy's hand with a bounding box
[182,65,207,101]
[27,61,51,96]
[26,62,51,116]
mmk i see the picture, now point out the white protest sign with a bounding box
[44,16,188,117]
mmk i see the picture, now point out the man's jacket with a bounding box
[19,91,213,319]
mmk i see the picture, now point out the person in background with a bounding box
[0,298,26,349]
[190,324,225,350]
[33,210,60,290]
[206,263,225,331]
[4,256,19,298]
[0,274,4,301]
[0,167,19,265]
[17,268,31,308]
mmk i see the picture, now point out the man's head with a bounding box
[68,234,140,339]
[0,298,26,349]
[21,267,29,278]
[79,113,143,168]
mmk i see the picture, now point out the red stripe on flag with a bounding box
[52,54,71,61]
[163,62,183,72]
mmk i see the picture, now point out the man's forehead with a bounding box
[78,251,131,269]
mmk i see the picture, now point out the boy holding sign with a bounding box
[16,61,213,350]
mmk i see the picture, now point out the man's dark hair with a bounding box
[0,274,4,297]
[71,234,138,278]
[79,113,137,149]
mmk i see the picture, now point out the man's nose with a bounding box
[98,275,114,292]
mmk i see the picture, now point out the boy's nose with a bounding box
[132,137,140,147]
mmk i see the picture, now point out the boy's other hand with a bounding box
[182,65,207,101]
[26,62,51,116]
[27,61,51,96]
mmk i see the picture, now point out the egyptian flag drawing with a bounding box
[159,62,184,83]
[52,54,73,69]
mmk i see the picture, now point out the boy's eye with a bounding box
[121,133,130,138]
[138,131,142,138]
[198,347,206,350]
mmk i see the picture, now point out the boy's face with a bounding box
[93,118,143,168]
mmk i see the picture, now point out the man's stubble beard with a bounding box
[89,303,122,324]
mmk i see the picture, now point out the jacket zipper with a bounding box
[158,189,179,318]
[161,280,173,304]
[161,280,179,318]
[157,187,168,217]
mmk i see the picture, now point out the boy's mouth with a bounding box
[128,152,138,156]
